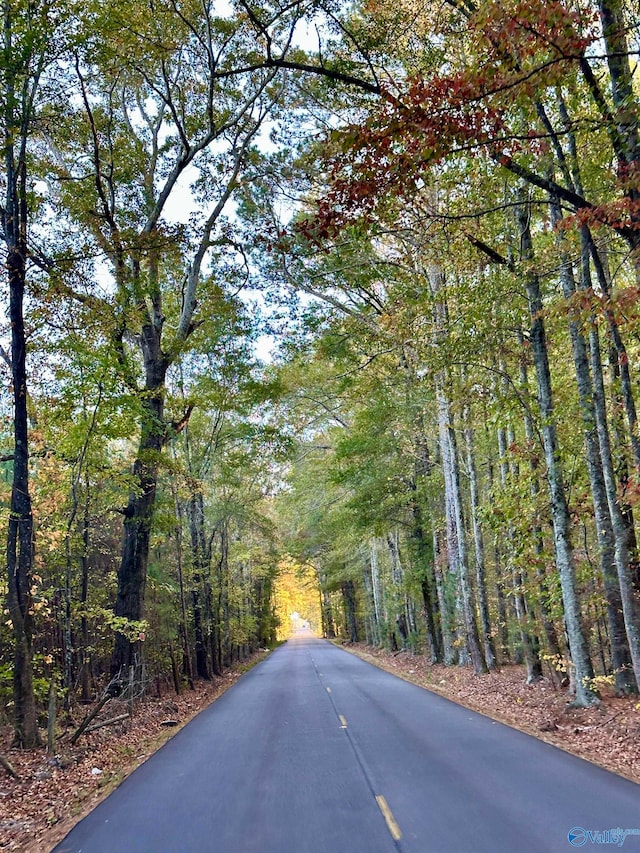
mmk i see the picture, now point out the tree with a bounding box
[1,0,59,748]
[46,0,287,675]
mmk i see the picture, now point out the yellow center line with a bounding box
[339,715,348,728]
[376,795,402,842]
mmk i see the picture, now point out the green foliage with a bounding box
[4,0,640,728]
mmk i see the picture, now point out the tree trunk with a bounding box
[437,384,487,674]
[586,238,640,592]
[191,584,209,678]
[2,0,43,747]
[80,486,92,703]
[207,575,223,676]
[433,529,456,666]
[497,425,542,683]
[322,588,336,639]
[597,0,640,267]
[111,320,169,677]
[370,541,383,646]
[215,523,229,671]
[578,235,640,691]
[362,566,378,646]
[441,426,465,660]
[555,97,640,683]
[517,340,564,662]
[550,202,636,693]
[517,191,597,706]
[586,238,640,472]
[427,266,486,673]
[409,502,442,663]
[186,491,211,679]
[6,242,40,748]
[605,342,640,590]
[464,417,497,670]
[342,579,359,643]
[485,446,511,663]
[173,494,194,689]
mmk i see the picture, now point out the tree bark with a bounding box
[433,529,456,666]
[578,236,640,691]
[2,0,43,749]
[172,493,194,689]
[322,588,336,639]
[464,416,497,670]
[437,383,487,674]
[550,201,636,694]
[6,242,40,747]
[362,566,377,646]
[484,443,511,663]
[111,318,169,676]
[80,483,92,703]
[517,342,564,662]
[517,191,597,706]
[426,265,485,672]
[597,0,640,266]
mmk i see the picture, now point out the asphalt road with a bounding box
[53,633,640,853]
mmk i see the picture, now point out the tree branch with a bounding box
[169,405,195,441]
[464,232,515,271]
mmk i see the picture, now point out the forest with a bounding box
[2,0,640,751]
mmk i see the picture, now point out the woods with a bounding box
[3,0,640,752]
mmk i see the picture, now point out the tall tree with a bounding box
[48,0,286,674]
[1,0,57,748]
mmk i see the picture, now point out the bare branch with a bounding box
[464,233,515,271]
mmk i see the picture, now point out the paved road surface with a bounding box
[54,633,640,852]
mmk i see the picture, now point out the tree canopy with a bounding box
[4,0,640,748]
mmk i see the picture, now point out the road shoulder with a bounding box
[1,649,275,853]
[338,641,640,786]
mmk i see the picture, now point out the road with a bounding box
[54,633,640,853]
